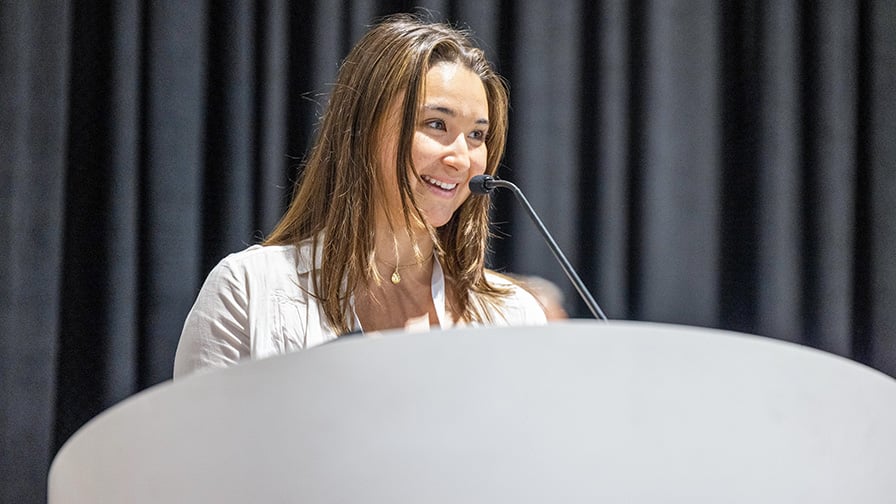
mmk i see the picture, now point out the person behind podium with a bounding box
[173,14,547,378]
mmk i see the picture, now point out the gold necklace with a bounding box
[381,253,433,285]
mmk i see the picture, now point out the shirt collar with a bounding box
[431,255,450,328]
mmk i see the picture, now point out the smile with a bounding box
[420,175,458,191]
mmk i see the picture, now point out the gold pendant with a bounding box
[391,270,401,284]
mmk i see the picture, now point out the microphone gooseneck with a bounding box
[469,174,608,321]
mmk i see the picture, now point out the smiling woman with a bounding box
[173,13,547,378]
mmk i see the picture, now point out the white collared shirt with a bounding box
[173,240,547,379]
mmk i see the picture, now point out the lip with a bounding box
[420,174,461,196]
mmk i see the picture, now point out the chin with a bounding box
[426,219,451,229]
[421,212,454,229]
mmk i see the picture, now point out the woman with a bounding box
[174,14,547,379]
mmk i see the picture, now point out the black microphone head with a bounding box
[469,174,495,194]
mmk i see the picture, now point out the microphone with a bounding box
[470,174,608,321]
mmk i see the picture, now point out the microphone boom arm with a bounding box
[472,175,608,321]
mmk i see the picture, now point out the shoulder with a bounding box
[483,269,517,289]
[174,241,320,379]
[191,242,316,312]
[213,240,317,279]
[481,270,548,325]
[484,270,538,305]
[217,242,301,269]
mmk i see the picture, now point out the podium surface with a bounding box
[49,321,896,503]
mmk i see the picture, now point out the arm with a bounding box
[173,259,250,379]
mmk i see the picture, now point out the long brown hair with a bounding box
[265,14,510,334]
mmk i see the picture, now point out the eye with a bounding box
[425,119,446,131]
[468,129,487,142]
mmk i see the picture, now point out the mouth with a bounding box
[420,174,458,192]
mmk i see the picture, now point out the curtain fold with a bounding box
[497,1,583,313]
[639,0,722,326]
[56,0,143,454]
[868,0,896,377]
[2,2,894,502]
[755,0,803,344]
[1,3,70,504]
[587,0,632,318]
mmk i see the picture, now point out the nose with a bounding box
[443,133,471,171]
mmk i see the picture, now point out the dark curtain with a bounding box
[2,1,894,502]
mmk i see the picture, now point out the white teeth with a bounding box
[421,175,457,190]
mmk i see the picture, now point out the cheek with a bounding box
[411,132,438,165]
[471,147,488,175]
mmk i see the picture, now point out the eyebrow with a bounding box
[423,104,489,125]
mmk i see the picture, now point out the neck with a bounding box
[374,222,434,265]
[371,222,435,286]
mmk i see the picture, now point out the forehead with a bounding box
[421,62,488,119]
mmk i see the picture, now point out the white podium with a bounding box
[49,321,896,503]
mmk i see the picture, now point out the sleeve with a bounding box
[173,258,251,379]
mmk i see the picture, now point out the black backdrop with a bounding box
[2,1,895,502]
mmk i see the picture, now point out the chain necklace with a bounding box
[380,253,434,285]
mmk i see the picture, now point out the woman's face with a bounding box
[379,61,489,229]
